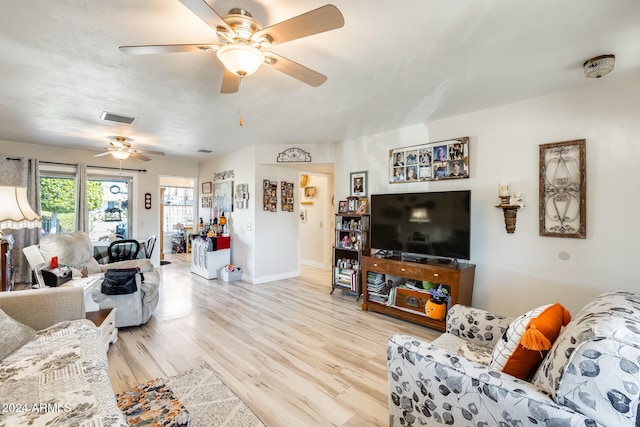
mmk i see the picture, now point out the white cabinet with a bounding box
[190,238,230,279]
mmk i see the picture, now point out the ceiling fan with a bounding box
[119,1,345,93]
[94,136,166,161]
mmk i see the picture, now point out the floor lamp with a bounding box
[0,186,42,290]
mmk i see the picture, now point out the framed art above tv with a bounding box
[390,136,469,182]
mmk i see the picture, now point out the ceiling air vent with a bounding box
[100,111,137,125]
[197,149,213,153]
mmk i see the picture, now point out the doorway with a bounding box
[299,172,333,270]
[159,176,195,262]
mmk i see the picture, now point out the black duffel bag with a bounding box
[101,267,141,295]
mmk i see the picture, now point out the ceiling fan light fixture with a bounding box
[583,54,615,78]
[217,43,264,77]
[111,151,130,160]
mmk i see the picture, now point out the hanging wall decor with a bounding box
[263,180,278,212]
[390,137,469,182]
[235,183,249,209]
[281,181,294,212]
[539,139,586,238]
[276,147,312,163]
[201,195,212,209]
[212,181,233,214]
[350,171,367,197]
[213,170,234,181]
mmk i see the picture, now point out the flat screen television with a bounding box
[370,190,471,260]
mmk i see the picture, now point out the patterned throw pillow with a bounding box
[0,309,37,360]
[490,303,571,380]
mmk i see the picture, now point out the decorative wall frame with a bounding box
[213,170,234,181]
[304,186,317,198]
[201,181,212,194]
[277,147,312,163]
[350,171,367,197]
[539,139,586,238]
[235,183,249,209]
[212,181,233,214]
[390,137,469,182]
[281,181,294,212]
[263,180,277,212]
[201,195,212,209]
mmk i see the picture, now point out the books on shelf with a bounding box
[334,268,358,292]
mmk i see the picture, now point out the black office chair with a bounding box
[145,235,156,259]
[107,239,141,263]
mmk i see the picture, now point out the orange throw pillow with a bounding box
[490,303,571,380]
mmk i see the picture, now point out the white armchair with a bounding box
[22,231,160,328]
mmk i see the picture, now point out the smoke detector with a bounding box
[583,54,615,78]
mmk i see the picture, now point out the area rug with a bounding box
[116,378,191,426]
[165,365,264,427]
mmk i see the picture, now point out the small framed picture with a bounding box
[350,171,368,197]
[338,200,348,213]
[347,196,359,213]
[202,181,212,194]
[356,198,368,214]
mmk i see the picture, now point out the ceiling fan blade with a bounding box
[137,149,166,156]
[94,151,113,158]
[119,44,218,55]
[263,52,327,87]
[130,152,152,161]
[253,5,344,46]
[179,0,234,34]
[220,69,241,94]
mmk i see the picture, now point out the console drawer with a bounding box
[86,308,118,352]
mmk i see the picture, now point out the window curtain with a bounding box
[75,163,88,232]
[0,156,41,285]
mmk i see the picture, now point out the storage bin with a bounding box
[218,267,242,282]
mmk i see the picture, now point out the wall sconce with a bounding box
[496,183,524,234]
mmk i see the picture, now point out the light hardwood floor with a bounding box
[107,254,440,426]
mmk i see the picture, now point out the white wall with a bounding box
[197,143,337,283]
[197,145,257,280]
[336,73,640,317]
[0,140,198,266]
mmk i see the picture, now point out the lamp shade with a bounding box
[0,186,41,229]
[217,43,264,77]
[409,208,430,223]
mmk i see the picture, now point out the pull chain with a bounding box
[237,77,244,126]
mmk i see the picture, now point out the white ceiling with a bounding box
[1,0,638,161]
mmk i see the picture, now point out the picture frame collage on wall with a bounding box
[262,179,296,212]
[390,136,469,182]
[235,183,249,209]
[281,181,294,212]
[263,180,278,212]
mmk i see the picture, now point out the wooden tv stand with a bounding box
[361,256,475,331]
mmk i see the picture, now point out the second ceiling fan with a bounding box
[120,1,345,93]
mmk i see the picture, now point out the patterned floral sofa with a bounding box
[388,290,640,426]
[0,287,127,426]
